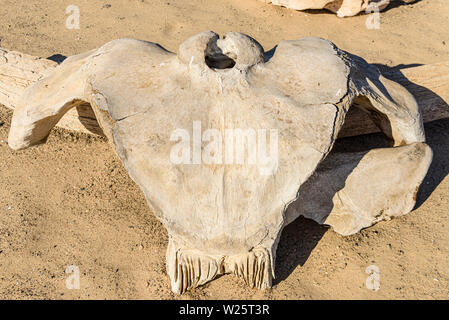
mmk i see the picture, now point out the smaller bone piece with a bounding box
[0,48,102,135]
[285,142,433,235]
[258,0,390,17]
[1,32,438,294]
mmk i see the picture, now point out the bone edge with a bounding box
[0,48,448,139]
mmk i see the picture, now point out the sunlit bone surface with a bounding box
[258,0,390,17]
[7,31,432,294]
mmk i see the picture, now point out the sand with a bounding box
[0,0,448,299]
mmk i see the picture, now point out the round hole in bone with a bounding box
[205,52,236,69]
[204,34,236,69]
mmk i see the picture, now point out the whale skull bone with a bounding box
[6,31,432,294]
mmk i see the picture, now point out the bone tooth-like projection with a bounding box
[258,0,391,17]
[6,32,432,294]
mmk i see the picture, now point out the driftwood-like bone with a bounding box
[4,32,436,294]
[258,0,391,17]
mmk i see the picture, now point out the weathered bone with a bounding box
[1,47,447,139]
[5,32,434,294]
[0,48,102,135]
[258,0,391,17]
[286,142,432,236]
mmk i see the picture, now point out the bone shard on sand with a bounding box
[1,32,436,294]
[258,0,391,17]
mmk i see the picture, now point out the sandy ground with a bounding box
[0,0,448,299]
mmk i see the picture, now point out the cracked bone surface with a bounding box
[6,32,432,294]
[258,0,390,17]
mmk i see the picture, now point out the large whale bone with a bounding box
[4,32,433,294]
[1,47,447,139]
[258,0,391,17]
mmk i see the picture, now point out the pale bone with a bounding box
[258,0,390,17]
[6,32,433,294]
[2,48,448,139]
[285,142,432,236]
[0,48,102,135]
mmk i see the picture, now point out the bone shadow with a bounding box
[47,54,67,64]
[387,0,422,10]
[415,118,449,208]
[274,135,387,285]
[273,216,328,285]
[274,62,448,285]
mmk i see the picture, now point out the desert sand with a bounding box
[0,0,448,299]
